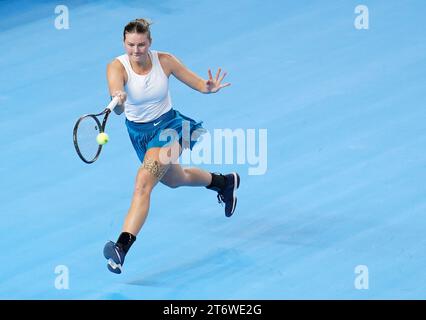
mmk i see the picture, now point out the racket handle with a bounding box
[106,96,120,112]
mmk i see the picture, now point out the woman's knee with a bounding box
[161,167,188,189]
[166,181,180,189]
[134,168,156,195]
[161,175,182,189]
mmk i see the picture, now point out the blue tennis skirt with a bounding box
[125,108,206,162]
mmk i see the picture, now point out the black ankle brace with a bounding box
[116,232,136,254]
[206,173,226,192]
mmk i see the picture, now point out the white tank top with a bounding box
[116,50,172,122]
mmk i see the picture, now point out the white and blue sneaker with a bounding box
[103,241,126,274]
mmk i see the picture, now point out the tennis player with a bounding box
[103,18,240,274]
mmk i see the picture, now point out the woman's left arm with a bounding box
[162,53,231,94]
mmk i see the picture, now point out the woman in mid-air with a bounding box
[103,18,240,274]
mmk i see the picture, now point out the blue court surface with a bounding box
[1,0,425,299]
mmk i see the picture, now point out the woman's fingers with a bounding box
[215,68,222,82]
[206,68,230,92]
[113,90,127,104]
[218,71,227,84]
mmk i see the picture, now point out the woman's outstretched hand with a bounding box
[205,68,231,93]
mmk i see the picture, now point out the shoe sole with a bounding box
[107,259,122,274]
[103,242,123,274]
[227,172,240,217]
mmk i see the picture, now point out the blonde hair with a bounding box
[123,18,153,41]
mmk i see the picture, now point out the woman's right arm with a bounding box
[107,60,127,115]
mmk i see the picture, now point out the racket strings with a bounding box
[76,116,102,162]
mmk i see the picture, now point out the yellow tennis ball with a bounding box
[96,132,109,145]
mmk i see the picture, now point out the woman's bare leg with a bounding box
[122,146,171,236]
[160,164,212,188]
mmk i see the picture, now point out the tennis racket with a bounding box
[73,96,120,164]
